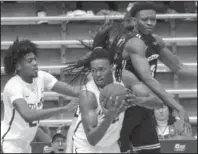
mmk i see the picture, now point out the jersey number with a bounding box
[150,64,156,77]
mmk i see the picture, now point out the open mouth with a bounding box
[58,148,64,152]
[33,67,38,72]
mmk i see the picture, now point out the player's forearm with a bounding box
[52,82,80,98]
[142,77,184,112]
[24,107,66,123]
[87,115,113,146]
[59,83,80,97]
[135,95,164,110]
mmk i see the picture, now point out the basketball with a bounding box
[99,83,128,109]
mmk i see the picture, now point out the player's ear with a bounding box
[16,63,21,72]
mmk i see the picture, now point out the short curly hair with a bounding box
[3,38,38,76]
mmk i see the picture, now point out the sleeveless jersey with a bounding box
[1,71,57,151]
[73,78,125,149]
[121,32,161,78]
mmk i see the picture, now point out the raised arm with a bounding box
[122,69,164,110]
[153,34,197,78]
[79,90,116,146]
[40,70,80,97]
[51,82,80,98]
[124,38,187,121]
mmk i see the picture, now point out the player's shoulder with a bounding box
[83,80,95,91]
[4,76,22,91]
[37,70,49,78]
[126,36,145,46]
[81,81,97,99]
[125,37,147,54]
[152,33,165,48]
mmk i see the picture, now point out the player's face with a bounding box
[135,9,157,35]
[90,59,113,88]
[154,105,169,121]
[52,137,66,153]
[19,52,38,78]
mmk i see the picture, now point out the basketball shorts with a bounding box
[1,140,31,153]
[119,106,161,153]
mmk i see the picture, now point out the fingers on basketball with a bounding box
[99,83,129,110]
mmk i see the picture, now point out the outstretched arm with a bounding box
[154,34,197,78]
[124,38,187,120]
[51,81,80,98]
[122,69,164,110]
[13,99,74,123]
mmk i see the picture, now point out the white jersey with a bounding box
[72,78,125,153]
[1,71,57,152]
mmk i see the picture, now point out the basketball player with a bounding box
[75,2,195,153]
[119,2,196,153]
[1,39,80,153]
[70,48,164,153]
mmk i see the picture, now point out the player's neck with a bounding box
[156,120,168,127]
[134,27,151,37]
[19,74,33,83]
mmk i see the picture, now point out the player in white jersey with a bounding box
[69,48,164,153]
[1,39,80,153]
[72,48,131,153]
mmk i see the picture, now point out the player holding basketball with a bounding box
[69,47,164,153]
[1,39,80,153]
[88,2,196,153]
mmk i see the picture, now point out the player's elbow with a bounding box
[87,135,98,146]
[21,112,35,123]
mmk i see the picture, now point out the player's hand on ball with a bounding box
[124,92,137,107]
[103,96,128,121]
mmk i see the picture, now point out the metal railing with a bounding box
[1,13,197,25]
[39,116,197,126]
[1,37,197,50]
[1,63,197,75]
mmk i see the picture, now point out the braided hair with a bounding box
[63,20,129,86]
[63,2,142,85]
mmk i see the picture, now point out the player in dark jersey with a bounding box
[71,2,196,153]
[118,2,196,153]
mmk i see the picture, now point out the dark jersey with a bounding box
[120,31,161,79]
